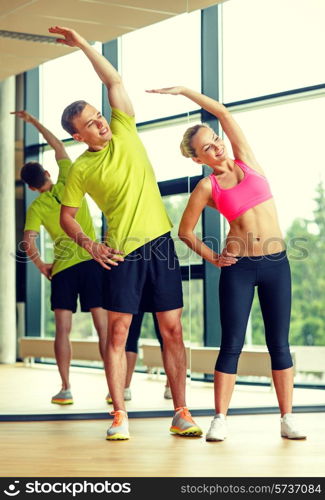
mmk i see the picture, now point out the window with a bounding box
[40,44,102,139]
[139,119,202,182]
[120,11,201,122]
[222,0,325,102]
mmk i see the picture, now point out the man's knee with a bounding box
[55,326,71,337]
[160,322,183,344]
[109,318,129,348]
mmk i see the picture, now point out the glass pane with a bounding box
[120,11,201,122]
[222,0,325,102]
[163,193,202,265]
[139,119,202,182]
[40,43,102,140]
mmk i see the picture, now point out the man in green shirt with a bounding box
[49,25,202,440]
[14,110,107,405]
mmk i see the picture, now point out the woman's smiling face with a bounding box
[191,126,228,166]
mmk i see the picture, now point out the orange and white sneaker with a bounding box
[51,388,73,405]
[106,410,130,440]
[170,407,202,437]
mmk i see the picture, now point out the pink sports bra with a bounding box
[209,159,273,222]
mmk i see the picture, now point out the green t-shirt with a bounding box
[62,108,172,256]
[24,158,96,277]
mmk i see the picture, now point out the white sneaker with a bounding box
[206,413,227,441]
[124,388,132,401]
[281,413,307,439]
[164,386,172,399]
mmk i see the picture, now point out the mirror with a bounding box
[5,5,204,419]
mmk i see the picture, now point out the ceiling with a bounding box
[0,0,226,81]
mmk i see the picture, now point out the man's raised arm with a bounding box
[49,26,134,117]
[11,110,68,161]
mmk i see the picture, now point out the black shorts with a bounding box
[103,232,183,314]
[51,259,104,313]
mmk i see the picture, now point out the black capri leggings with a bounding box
[126,311,163,353]
[215,250,293,374]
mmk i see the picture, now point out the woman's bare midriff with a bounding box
[225,199,285,256]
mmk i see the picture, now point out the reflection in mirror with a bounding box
[3,7,205,419]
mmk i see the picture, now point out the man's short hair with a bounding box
[61,100,88,135]
[20,162,47,189]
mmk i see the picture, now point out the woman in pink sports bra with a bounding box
[148,86,306,442]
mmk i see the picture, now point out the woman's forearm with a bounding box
[179,231,220,266]
[180,87,228,119]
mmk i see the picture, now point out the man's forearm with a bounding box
[79,40,121,89]
[24,242,44,270]
[60,213,93,252]
[24,238,53,279]
[28,116,63,151]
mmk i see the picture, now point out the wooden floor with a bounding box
[0,413,323,477]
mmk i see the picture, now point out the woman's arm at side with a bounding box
[178,178,237,267]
